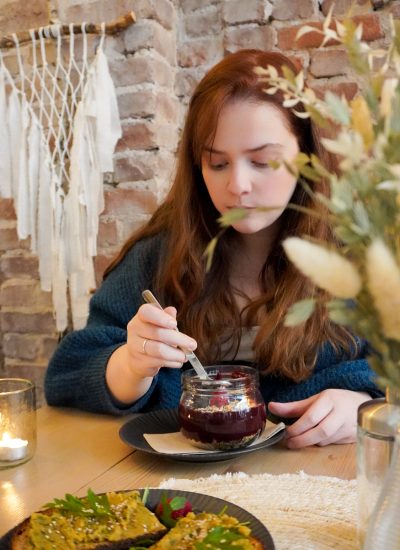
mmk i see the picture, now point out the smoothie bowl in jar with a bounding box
[178,365,266,451]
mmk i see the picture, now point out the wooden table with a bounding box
[0,405,356,536]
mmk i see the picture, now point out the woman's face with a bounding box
[201,100,300,235]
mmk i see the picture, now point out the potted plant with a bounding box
[252,11,400,549]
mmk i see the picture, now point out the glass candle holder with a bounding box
[179,365,266,451]
[0,378,36,468]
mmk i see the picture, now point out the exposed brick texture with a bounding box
[0,222,30,252]
[178,36,223,68]
[0,0,396,403]
[1,311,56,333]
[180,0,219,14]
[117,89,179,122]
[110,54,175,88]
[175,67,204,97]
[222,0,266,24]
[321,0,372,16]
[185,6,222,38]
[310,49,350,78]
[312,80,359,101]
[224,25,275,52]
[120,0,176,31]
[3,333,42,361]
[0,0,49,34]
[116,120,177,152]
[0,251,39,279]
[0,199,16,221]
[391,2,400,18]
[94,254,114,285]
[272,0,317,20]
[0,280,53,309]
[124,20,176,64]
[53,0,134,24]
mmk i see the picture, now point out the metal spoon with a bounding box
[141,290,211,380]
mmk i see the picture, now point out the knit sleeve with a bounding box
[270,339,384,403]
[44,235,173,415]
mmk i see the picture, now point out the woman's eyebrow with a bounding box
[203,143,283,154]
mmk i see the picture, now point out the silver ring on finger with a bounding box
[142,338,149,355]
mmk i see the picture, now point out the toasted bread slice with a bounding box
[10,491,167,550]
[148,511,264,550]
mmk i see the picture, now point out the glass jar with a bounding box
[178,364,266,451]
[357,388,400,546]
[0,378,36,469]
[363,427,400,550]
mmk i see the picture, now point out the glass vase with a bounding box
[362,426,400,549]
[357,387,400,547]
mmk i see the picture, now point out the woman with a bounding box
[45,49,382,448]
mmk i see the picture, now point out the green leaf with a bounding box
[282,65,296,84]
[142,487,150,506]
[310,154,332,179]
[350,201,370,235]
[43,489,115,518]
[305,105,329,128]
[334,225,363,245]
[284,299,316,327]
[294,152,311,167]
[195,526,246,550]
[204,237,218,272]
[168,496,187,511]
[324,91,351,125]
[218,208,248,227]
[331,178,354,211]
[268,159,280,169]
[298,164,321,183]
[326,300,356,326]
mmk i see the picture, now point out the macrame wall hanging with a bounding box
[0,12,135,332]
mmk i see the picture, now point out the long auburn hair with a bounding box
[104,49,355,382]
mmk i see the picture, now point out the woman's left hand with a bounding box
[268,389,371,448]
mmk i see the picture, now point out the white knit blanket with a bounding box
[159,472,358,550]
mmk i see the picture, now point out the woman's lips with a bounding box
[227,205,256,209]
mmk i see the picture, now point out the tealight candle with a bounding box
[0,432,28,462]
[0,378,36,468]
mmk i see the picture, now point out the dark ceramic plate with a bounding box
[0,489,275,549]
[119,407,284,462]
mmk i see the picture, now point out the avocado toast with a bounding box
[10,491,167,549]
[146,511,263,550]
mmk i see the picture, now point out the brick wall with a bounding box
[0,0,398,405]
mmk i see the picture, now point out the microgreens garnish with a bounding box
[43,488,115,518]
[195,526,248,550]
[141,487,150,506]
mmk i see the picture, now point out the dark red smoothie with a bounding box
[178,401,266,450]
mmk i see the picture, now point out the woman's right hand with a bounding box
[126,303,198,378]
[106,304,198,404]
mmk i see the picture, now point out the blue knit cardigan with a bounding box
[45,234,383,415]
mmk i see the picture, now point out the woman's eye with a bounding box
[251,161,270,168]
[210,162,227,170]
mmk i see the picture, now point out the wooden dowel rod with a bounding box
[0,11,136,50]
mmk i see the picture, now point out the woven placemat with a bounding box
[159,471,358,550]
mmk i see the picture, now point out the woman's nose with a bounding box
[226,164,251,196]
